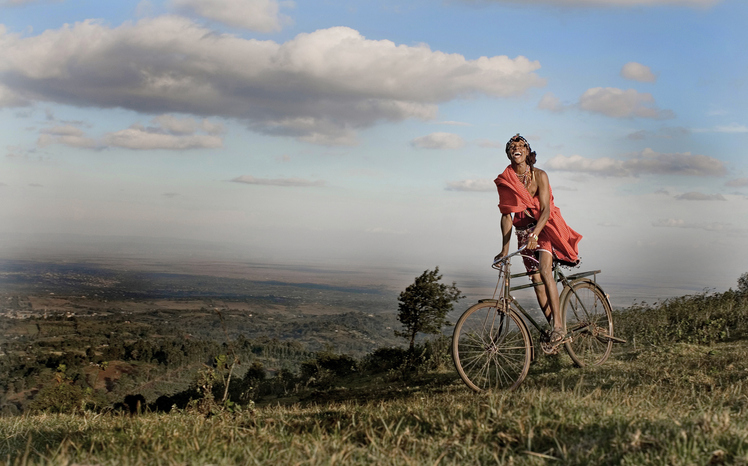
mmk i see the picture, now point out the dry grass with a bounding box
[2,340,748,465]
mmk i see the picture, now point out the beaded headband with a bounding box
[505,133,531,155]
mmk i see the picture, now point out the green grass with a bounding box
[3,290,748,465]
[3,340,748,465]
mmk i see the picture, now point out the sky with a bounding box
[0,0,746,305]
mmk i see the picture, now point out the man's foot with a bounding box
[540,329,570,355]
[549,329,570,347]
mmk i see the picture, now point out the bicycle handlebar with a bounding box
[492,245,527,268]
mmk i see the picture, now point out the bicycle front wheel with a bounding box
[562,279,613,367]
[452,302,532,392]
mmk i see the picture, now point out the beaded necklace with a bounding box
[515,165,531,188]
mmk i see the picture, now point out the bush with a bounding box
[28,382,85,414]
[362,347,409,373]
[615,288,748,346]
[738,272,748,295]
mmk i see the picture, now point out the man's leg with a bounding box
[530,272,550,320]
[536,251,562,334]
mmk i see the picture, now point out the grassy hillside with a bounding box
[2,341,747,464]
[2,286,748,464]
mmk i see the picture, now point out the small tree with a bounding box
[738,272,748,295]
[395,267,463,351]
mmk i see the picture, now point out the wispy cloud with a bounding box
[726,178,748,187]
[457,0,718,6]
[170,0,293,32]
[36,115,225,151]
[0,83,29,107]
[620,62,657,83]
[436,121,471,126]
[0,0,54,6]
[693,123,748,134]
[674,192,726,201]
[579,87,674,119]
[626,127,690,140]
[104,125,223,150]
[539,87,674,119]
[476,139,504,149]
[546,148,726,177]
[230,175,325,187]
[37,125,99,149]
[446,179,494,192]
[411,132,465,150]
[653,219,733,231]
[537,92,569,113]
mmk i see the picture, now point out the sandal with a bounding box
[549,329,569,347]
[541,329,570,355]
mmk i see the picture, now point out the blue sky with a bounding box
[0,0,746,304]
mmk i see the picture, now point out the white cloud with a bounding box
[152,114,200,135]
[0,18,546,145]
[37,125,98,149]
[692,123,748,133]
[411,132,465,150]
[437,120,471,126]
[546,148,727,177]
[546,154,629,176]
[170,0,292,33]
[230,175,325,187]
[461,0,719,6]
[103,123,223,150]
[675,192,726,201]
[626,126,690,140]
[726,178,748,187]
[35,115,224,150]
[0,0,45,5]
[537,91,566,113]
[579,87,674,119]
[446,179,495,192]
[151,114,225,136]
[0,83,28,107]
[653,219,731,230]
[620,62,657,82]
[710,123,748,133]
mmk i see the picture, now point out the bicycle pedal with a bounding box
[540,333,571,355]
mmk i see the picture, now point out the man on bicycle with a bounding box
[494,134,582,348]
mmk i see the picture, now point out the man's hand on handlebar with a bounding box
[494,248,510,263]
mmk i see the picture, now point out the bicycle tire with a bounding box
[452,301,532,392]
[562,279,614,367]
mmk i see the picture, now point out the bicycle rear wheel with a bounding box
[562,279,613,367]
[452,302,532,392]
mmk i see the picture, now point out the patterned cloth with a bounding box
[494,165,582,266]
[515,223,551,273]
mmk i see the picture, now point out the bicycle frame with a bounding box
[452,247,621,391]
[489,247,603,336]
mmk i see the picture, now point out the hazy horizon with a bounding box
[1,0,746,310]
[0,231,735,310]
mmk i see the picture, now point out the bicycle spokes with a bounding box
[452,303,531,391]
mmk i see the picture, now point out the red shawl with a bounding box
[494,165,582,264]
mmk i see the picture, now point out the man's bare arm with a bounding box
[495,213,513,260]
[532,169,552,238]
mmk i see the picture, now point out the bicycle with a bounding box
[452,246,625,392]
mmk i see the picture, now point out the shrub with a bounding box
[615,288,748,346]
[28,382,85,414]
[362,347,409,373]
